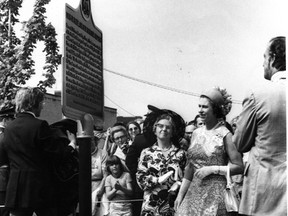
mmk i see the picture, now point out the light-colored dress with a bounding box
[137,144,186,216]
[105,172,133,216]
[176,123,229,216]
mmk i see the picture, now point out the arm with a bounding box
[136,148,159,191]
[97,151,108,197]
[105,176,118,200]
[194,133,244,179]
[115,182,133,196]
[233,92,257,153]
[174,178,191,211]
[125,135,142,177]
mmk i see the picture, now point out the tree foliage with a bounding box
[0,0,62,110]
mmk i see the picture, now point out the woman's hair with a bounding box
[110,125,128,142]
[15,87,44,113]
[153,114,176,138]
[106,155,124,175]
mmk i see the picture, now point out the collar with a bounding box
[271,71,286,82]
[21,111,37,118]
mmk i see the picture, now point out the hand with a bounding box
[194,166,213,179]
[174,195,183,212]
[168,181,181,192]
[66,130,76,146]
[106,127,111,137]
[114,181,122,191]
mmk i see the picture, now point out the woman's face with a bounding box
[113,131,128,146]
[154,119,173,141]
[128,123,140,140]
[198,97,215,123]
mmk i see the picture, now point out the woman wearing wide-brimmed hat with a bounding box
[175,87,244,216]
[136,111,187,216]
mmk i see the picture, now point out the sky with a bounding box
[19,0,287,122]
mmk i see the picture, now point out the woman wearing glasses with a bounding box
[136,113,187,216]
[126,121,141,145]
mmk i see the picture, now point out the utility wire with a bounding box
[104,94,136,117]
[104,68,242,105]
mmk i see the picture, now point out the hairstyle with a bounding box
[15,87,44,113]
[110,125,128,142]
[106,155,124,175]
[186,120,196,126]
[269,36,286,71]
[153,114,176,138]
[126,121,141,134]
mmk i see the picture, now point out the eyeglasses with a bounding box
[129,127,139,131]
[156,123,172,130]
[114,135,127,141]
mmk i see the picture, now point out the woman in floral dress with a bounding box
[175,87,244,216]
[136,113,187,216]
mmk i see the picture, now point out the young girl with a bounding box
[105,155,133,216]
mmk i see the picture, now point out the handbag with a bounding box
[223,165,241,212]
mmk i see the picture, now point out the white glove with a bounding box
[158,171,174,184]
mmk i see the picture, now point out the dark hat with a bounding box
[143,105,185,145]
[50,118,77,135]
[0,107,15,118]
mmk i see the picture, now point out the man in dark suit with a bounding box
[0,87,76,216]
[233,37,286,216]
[0,107,15,216]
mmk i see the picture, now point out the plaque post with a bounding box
[77,113,94,216]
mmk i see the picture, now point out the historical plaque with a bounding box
[63,0,104,121]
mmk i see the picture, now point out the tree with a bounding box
[0,0,62,110]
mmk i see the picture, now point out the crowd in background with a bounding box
[0,36,286,216]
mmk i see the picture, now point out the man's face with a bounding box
[185,125,196,139]
[196,117,205,128]
[263,42,273,80]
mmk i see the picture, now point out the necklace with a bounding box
[161,145,172,152]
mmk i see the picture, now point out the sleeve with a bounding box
[0,134,8,166]
[232,91,258,153]
[105,175,111,187]
[136,148,158,191]
[125,136,141,177]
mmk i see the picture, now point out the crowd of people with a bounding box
[0,36,286,216]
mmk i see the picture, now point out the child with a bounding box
[105,155,133,216]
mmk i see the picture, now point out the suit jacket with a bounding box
[125,134,156,195]
[0,112,60,208]
[233,74,286,216]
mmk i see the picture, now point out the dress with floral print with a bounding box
[176,123,229,216]
[136,144,186,216]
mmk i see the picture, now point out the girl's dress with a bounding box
[105,171,133,216]
[136,144,186,216]
[176,124,229,216]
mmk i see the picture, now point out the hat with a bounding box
[201,88,224,106]
[50,118,77,135]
